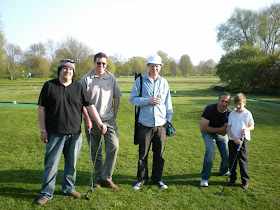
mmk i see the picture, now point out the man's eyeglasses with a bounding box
[60,59,75,63]
[96,62,107,66]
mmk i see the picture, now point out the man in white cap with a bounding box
[130,55,173,190]
[36,59,107,205]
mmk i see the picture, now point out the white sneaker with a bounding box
[133,181,145,190]
[158,181,168,189]
[200,179,208,187]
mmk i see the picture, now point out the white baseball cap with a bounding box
[147,55,163,66]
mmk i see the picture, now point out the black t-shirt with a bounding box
[202,103,231,128]
[38,78,92,134]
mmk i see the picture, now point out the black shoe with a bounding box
[228,180,236,186]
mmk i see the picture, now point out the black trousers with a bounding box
[228,140,250,185]
[137,122,168,183]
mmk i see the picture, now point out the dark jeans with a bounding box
[229,140,250,185]
[137,122,168,183]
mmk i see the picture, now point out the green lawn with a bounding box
[0,77,279,209]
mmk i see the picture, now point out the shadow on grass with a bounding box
[0,169,229,199]
[0,170,202,184]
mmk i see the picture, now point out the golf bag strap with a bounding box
[135,76,142,120]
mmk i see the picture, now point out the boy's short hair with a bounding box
[234,93,246,103]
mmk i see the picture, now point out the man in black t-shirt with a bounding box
[36,60,107,205]
[199,92,231,187]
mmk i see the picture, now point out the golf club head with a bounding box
[215,192,223,196]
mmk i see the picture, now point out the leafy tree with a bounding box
[115,62,124,77]
[216,46,266,91]
[24,56,50,78]
[5,43,22,80]
[107,58,116,74]
[254,52,280,91]
[130,57,147,75]
[178,54,196,76]
[157,51,170,76]
[77,55,95,78]
[269,54,280,90]
[109,54,125,77]
[122,60,133,76]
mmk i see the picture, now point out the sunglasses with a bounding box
[96,62,107,65]
[60,59,75,63]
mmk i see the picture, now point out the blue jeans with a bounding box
[40,133,82,200]
[201,132,229,181]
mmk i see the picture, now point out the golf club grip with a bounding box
[237,138,247,151]
[237,142,242,151]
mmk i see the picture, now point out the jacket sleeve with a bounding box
[129,77,149,107]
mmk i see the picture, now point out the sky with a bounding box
[0,0,278,65]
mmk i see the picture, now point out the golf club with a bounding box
[215,138,246,196]
[84,129,103,201]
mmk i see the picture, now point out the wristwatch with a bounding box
[40,129,47,134]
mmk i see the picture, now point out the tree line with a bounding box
[0,3,279,95]
[0,31,215,81]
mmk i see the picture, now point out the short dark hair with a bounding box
[219,91,231,99]
[94,52,107,61]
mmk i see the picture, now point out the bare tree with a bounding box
[25,42,46,57]
[0,20,6,78]
[46,39,57,61]
[217,4,280,54]
[217,8,258,51]
[169,58,180,76]
[258,3,280,55]
[55,37,94,79]
[5,43,22,80]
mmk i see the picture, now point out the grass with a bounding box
[0,77,279,209]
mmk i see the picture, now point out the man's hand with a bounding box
[40,132,48,143]
[149,97,161,105]
[98,124,107,134]
[85,119,93,133]
[218,124,228,136]
[201,117,228,136]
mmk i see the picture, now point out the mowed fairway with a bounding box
[0,77,279,209]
